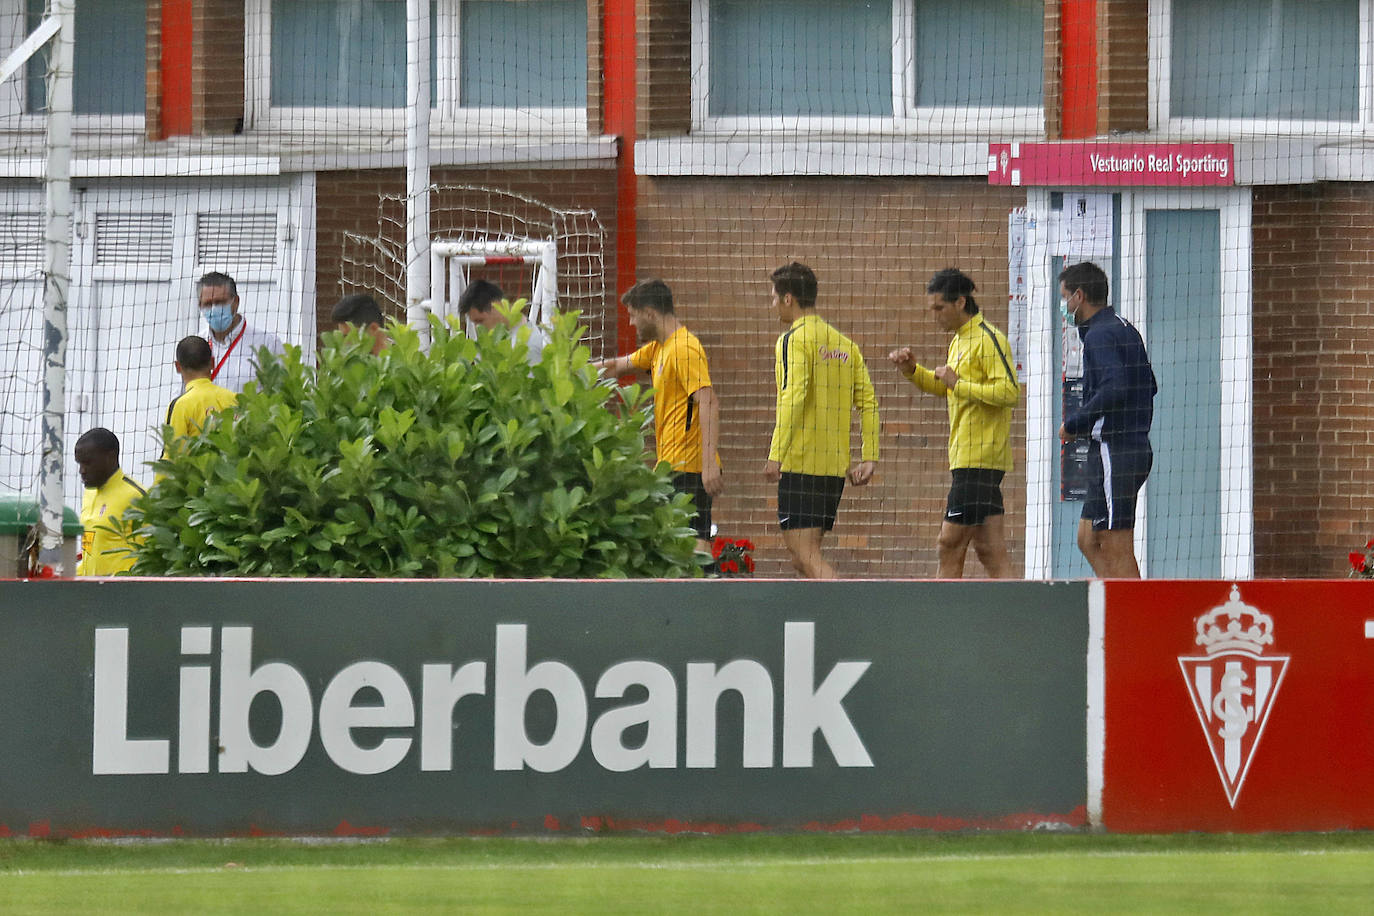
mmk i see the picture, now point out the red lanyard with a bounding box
[209,322,246,382]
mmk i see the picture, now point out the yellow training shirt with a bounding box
[78,468,146,576]
[905,313,1019,472]
[166,376,238,439]
[769,313,880,476]
[630,325,717,473]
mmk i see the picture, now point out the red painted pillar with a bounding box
[1060,0,1098,139]
[602,0,638,355]
[159,0,194,137]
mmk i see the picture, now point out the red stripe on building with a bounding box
[603,0,637,355]
[1060,0,1098,139]
[159,0,193,137]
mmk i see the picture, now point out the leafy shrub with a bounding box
[123,311,700,578]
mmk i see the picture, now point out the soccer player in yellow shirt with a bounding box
[594,279,722,554]
[764,262,879,579]
[166,335,238,441]
[75,428,146,576]
[890,269,1019,578]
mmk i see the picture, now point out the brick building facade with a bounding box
[3,1,1369,578]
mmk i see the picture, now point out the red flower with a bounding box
[712,537,726,558]
[739,539,756,552]
[742,555,755,573]
[1366,539,1374,550]
[1350,552,1367,573]
[721,559,739,574]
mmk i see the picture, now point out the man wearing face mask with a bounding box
[198,272,284,394]
[1057,261,1157,579]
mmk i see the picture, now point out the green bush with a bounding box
[123,310,700,578]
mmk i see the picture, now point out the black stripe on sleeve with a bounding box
[980,324,1015,380]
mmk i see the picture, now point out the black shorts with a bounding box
[671,472,713,540]
[1081,439,1152,531]
[945,468,1005,526]
[778,472,845,532]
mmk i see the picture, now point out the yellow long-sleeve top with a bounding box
[905,313,1019,472]
[769,313,880,476]
[78,468,146,576]
[167,376,237,439]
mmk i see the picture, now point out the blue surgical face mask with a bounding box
[1059,299,1075,325]
[203,303,236,334]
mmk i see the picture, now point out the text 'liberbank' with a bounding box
[91,622,873,776]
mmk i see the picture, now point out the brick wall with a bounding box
[637,0,691,137]
[635,176,1027,579]
[314,165,620,341]
[195,0,244,134]
[1097,0,1148,134]
[1253,184,1374,578]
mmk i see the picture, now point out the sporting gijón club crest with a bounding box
[1177,586,1289,808]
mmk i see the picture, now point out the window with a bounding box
[1152,0,1370,132]
[248,0,588,132]
[18,0,146,118]
[693,0,1044,132]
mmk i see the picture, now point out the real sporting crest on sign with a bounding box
[1178,586,1289,808]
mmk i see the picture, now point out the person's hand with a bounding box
[933,365,959,388]
[763,460,781,483]
[1058,424,1073,442]
[702,464,724,498]
[848,460,877,486]
[888,347,916,374]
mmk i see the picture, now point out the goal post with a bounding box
[429,237,559,331]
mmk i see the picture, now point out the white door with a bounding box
[1023,187,1253,579]
[0,178,316,511]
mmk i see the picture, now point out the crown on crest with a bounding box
[1194,585,1274,655]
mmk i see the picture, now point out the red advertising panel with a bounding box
[1103,580,1374,831]
[988,142,1235,187]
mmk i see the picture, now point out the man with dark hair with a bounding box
[331,293,390,355]
[890,268,1018,578]
[75,428,145,576]
[765,262,879,579]
[593,279,722,553]
[197,272,284,393]
[458,279,549,366]
[166,335,237,440]
[1058,261,1157,578]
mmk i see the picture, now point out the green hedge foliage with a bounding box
[123,311,700,578]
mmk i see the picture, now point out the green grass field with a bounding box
[1,833,1372,914]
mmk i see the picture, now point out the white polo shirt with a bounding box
[207,319,285,394]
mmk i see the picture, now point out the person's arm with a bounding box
[849,356,879,485]
[695,386,723,497]
[1064,331,1129,436]
[949,335,1019,408]
[592,354,635,376]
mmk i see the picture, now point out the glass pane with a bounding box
[1171,0,1357,120]
[26,0,147,115]
[271,0,437,108]
[460,0,587,108]
[709,0,892,117]
[914,0,1043,108]
[1145,209,1222,578]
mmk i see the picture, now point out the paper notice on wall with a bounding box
[1007,208,1029,370]
[1062,192,1113,261]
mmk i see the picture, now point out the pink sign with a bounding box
[988,142,1235,187]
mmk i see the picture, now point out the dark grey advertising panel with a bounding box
[0,580,1088,836]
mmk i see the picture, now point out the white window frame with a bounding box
[0,0,146,133]
[244,0,588,137]
[690,0,1044,136]
[1150,0,1374,138]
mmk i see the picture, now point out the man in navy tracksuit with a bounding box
[1057,262,1157,578]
